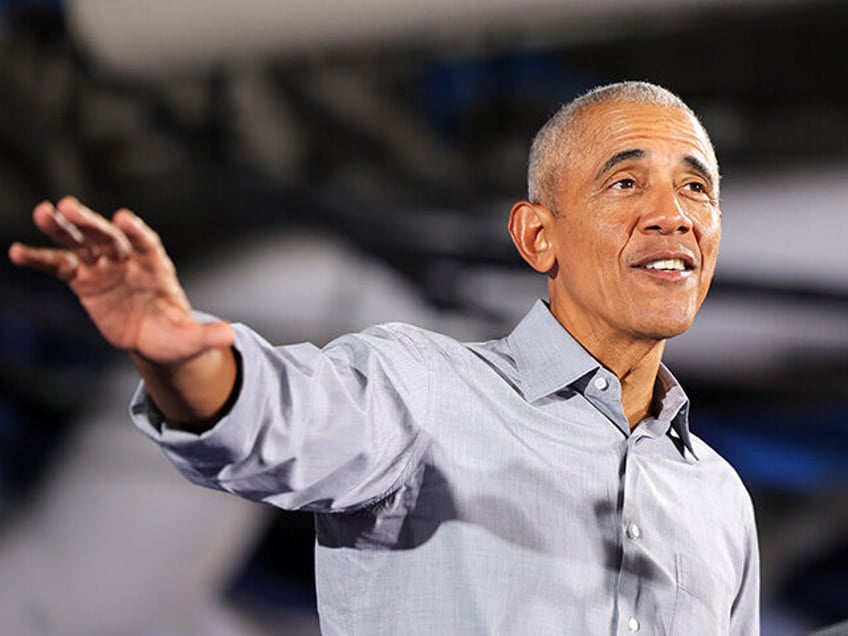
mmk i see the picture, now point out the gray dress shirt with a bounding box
[131,300,759,635]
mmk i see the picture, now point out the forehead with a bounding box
[570,102,716,177]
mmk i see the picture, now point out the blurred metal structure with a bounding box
[68,0,807,79]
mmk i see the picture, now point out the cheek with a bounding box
[690,202,720,248]
[585,223,627,279]
[699,220,722,267]
[555,208,632,286]
[696,220,721,298]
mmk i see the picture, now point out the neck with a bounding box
[593,335,665,430]
[617,345,664,429]
[549,304,666,430]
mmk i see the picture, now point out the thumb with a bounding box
[199,320,235,351]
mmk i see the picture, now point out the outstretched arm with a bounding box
[9,196,237,431]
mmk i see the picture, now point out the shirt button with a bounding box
[627,523,641,540]
[628,617,640,632]
[593,376,609,391]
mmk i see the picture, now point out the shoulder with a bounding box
[689,432,756,520]
[347,321,502,359]
[330,322,515,381]
[315,322,473,372]
[361,321,461,346]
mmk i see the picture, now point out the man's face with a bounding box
[546,101,722,346]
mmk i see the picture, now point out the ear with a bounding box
[508,201,557,274]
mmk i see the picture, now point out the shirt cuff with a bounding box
[127,321,264,474]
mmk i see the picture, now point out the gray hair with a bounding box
[527,81,718,210]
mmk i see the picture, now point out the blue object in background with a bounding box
[417,50,596,141]
[696,403,848,490]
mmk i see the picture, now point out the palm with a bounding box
[71,254,194,362]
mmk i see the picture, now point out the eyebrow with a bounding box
[595,148,645,180]
[682,154,716,190]
[594,148,716,190]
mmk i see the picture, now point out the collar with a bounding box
[507,300,601,404]
[507,300,697,460]
[654,364,698,460]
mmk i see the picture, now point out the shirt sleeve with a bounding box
[729,493,761,635]
[130,321,431,513]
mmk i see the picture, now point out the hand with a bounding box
[8,197,234,366]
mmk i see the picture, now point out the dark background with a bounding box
[1,1,847,634]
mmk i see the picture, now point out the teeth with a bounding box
[643,258,686,271]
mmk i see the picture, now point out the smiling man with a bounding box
[511,89,723,429]
[9,81,758,635]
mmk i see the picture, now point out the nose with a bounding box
[640,185,693,235]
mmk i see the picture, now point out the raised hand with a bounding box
[9,197,237,425]
[9,197,234,364]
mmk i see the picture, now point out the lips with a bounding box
[631,251,697,272]
[642,257,688,271]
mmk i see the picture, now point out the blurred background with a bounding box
[1,0,847,634]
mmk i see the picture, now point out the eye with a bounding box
[681,180,715,201]
[610,178,636,190]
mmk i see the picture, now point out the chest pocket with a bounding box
[669,553,733,635]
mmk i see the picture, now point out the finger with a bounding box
[55,197,132,262]
[32,201,88,253]
[8,242,80,281]
[112,208,179,277]
[51,204,85,243]
[112,208,163,257]
[33,200,109,266]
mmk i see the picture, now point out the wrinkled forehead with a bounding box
[570,102,719,180]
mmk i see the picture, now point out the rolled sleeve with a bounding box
[130,321,431,513]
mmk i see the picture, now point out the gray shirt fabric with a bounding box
[131,300,759,635]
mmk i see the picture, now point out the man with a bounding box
[9,81,759,635]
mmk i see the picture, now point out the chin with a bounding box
[631,310,698,341]
[640,319,696,341]
[630,297,701,341]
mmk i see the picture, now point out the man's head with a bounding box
[527,82,720,211]
[509,81,722,355]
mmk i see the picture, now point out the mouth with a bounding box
[631,252,697,278]
[640,257,691,271]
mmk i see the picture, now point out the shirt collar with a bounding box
[655,364,698,460]
[507,300,601,404]
[507,300,697,460]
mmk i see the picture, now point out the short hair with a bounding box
[527,81,718,211]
